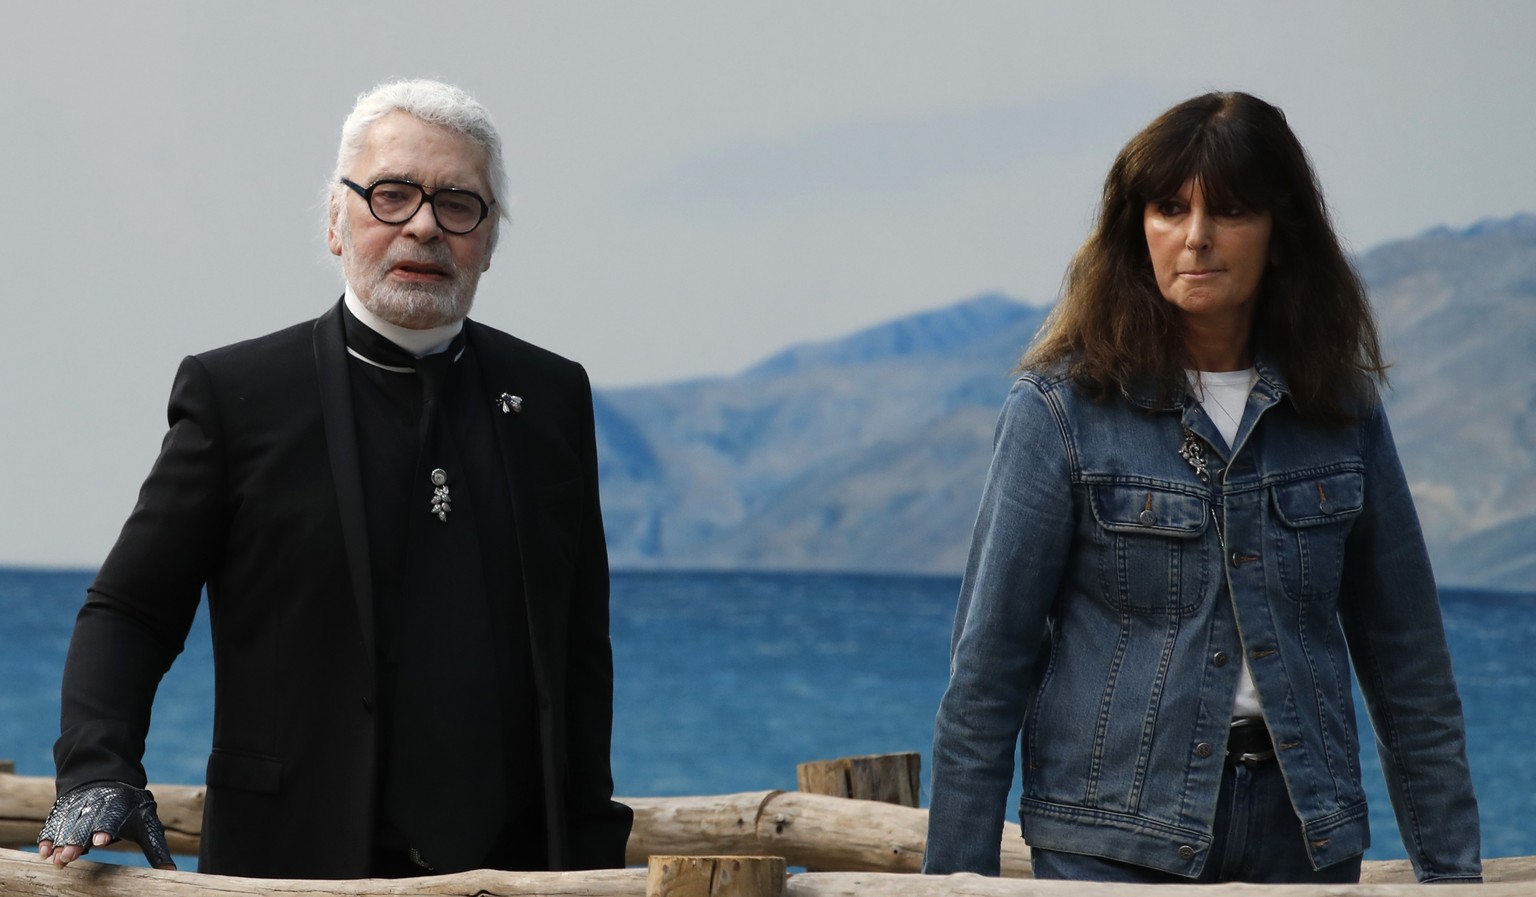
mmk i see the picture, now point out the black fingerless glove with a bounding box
[38,781,175,869]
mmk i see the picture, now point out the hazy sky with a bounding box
[3,1,1533,567]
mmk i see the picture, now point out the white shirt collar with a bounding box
[343,284,463,358]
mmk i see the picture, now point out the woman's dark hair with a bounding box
[1025,91,1386,423]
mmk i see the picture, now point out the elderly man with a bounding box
[37,80,631,879]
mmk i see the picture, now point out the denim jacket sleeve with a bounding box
[924,377,1074,875]
[1337,401,1482,883]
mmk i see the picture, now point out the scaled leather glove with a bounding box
[37,782,176,869]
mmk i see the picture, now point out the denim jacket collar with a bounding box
[1117,355,1292,412]
[1116,357,1292,461]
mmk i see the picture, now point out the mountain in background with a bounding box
[594,214,1536,592]
[1359,215,1536,589]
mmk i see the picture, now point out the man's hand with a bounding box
[36,782,177,870]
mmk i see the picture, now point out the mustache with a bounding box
[384,242,457,274]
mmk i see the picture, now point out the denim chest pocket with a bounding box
[1088,483,1210,616]
[1270,471,1364,601]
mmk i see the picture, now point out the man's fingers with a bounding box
[122,801,176,870]
[38,839,86,866]
[39,834,175,871]
[138,835,176,870]
[51,844,86,866]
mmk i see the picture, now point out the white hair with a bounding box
[329,79,509,250]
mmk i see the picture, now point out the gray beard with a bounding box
[339,212,480,329]
[359,276,476,330]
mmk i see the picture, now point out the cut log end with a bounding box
[796,753,921,808]
[648,854,786,897]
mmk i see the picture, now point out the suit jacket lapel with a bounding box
[312,299,377,670]
[466,321,600,869]
[467,323,556,675]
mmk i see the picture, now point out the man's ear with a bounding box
[327,194,344,257]
[482,220,497,271]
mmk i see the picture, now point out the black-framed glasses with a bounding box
[341,178,492,235]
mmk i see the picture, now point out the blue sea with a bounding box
[2,568,1531,866]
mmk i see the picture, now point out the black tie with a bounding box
[384,348,506,872]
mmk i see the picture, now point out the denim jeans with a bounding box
[1031,760,1363,884]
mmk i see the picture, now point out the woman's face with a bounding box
[1144,178,1274,336]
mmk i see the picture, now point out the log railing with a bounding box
[3,758,1532,895]
[0,769,1027,877]
[4,847,1535,896]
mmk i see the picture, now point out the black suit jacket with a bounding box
[54,301,631,878]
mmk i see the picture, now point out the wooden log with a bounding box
[1358,855,1536,883]
[784,870,1536,896]
[647,856,785,897]
[0,846,648,895]
[625,791,776,862]
[5,848,1535,897]
[797,754,921,808]
[756,791,1029,878]
[625,791,1028,877]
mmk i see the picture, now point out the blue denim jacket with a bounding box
[925,361,1481,882]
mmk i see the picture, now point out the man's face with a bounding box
[328,111,496,330]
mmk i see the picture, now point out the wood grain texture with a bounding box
[797,753,920,808]
[647,856,785,897]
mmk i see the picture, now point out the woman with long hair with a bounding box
[924,92,1480,884]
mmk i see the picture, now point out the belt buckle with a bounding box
[1235,747,1276,767]
[1228,717,1275,767]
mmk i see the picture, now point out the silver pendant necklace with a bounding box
[429,468,451,523]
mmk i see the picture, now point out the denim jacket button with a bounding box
[1213,651,1228,667]
[1195,742,1213,758]
[1229,550,1242,567]
[1178,845,1197,860]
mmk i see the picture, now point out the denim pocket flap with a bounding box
[206,748,283,795]
[1271,471,1364,527]
[1089,484,1208,537]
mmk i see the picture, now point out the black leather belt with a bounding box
[1226,718,1276,766]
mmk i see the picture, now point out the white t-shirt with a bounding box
[1189,368,1264,721]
